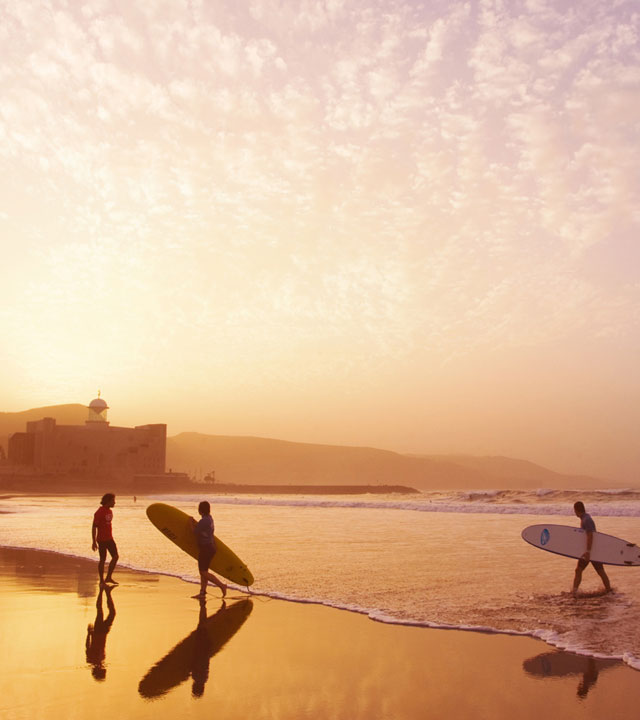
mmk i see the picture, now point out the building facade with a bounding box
[8,396,166,481]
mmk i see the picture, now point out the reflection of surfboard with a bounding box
[138,599,253,699]
[523,651,620,678]
[521,524,640,566]
[146,503,254,585]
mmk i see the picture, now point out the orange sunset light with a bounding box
[1,0,638,483]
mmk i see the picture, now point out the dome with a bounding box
[89,397,109,410]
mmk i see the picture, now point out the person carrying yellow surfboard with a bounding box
[189,501,227,599]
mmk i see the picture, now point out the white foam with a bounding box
[622,653,640,671]
[2,542,639,671]
[148,494,640,518]
[4,491,640,673]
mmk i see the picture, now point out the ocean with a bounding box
[1,488,639,670]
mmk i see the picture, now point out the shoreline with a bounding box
[206,483,420,494]
[0,482,420,495]
[3,541,638,671]
[2,546,640,718]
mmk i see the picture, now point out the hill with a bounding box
[0,404,616,489]
[0,404,88,457]
[166,433,611,490]
[412,454,596,488]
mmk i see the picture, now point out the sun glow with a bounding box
[1,0,639,481]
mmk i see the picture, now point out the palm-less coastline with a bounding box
[2,488,639,670]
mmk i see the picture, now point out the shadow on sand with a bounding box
[138,598,253,699]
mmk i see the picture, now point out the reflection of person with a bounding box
[577,657,599,698]
[86,585,116,681]
[572,501,612,597]
[191,597,223,697]
[92,493,119,586]
[189,501,226,598]
[523,650,616,699]
[138,599,253,699]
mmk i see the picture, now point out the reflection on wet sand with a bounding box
[523,651,621,698]
[86,586,117,681]
[139,598,253,700]
[0,547,98,597]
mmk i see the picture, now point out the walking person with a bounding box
[572,501,612,597]
[92,493,119,586]
[190,501,226,599]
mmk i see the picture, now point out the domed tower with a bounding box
[87,392,109,426]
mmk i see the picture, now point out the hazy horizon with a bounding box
[1,1,638,484]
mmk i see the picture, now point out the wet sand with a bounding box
[1,546,639,720]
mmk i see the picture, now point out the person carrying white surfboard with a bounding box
[572,501,612,597]
[189,501,227,599]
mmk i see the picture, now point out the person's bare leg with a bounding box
[192,572,208,598]
[595,564,612,592]
[104,552,119,584]
[572,562,584,596]
[206,571,227,597]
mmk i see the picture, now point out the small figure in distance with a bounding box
[92,493,119,587]
[572,501,612,598]
[190,500,227,599]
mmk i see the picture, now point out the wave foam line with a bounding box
[151,493,640,517]
[245,585,640,671]
[3,543,639,672]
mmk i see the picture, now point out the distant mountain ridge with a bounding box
[0,404,88,437]
[410,454,582,486]
[0,404,615,489]
[166,432,610,490]
[0,405,89,459]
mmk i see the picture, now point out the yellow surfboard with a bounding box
[146,503,254,586]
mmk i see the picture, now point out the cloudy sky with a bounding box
[1,0,638,481]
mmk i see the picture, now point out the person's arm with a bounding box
[583,531,593,560]
[92,521,98,551]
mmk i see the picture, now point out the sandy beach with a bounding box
[0,546,638,720]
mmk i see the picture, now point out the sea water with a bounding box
[1,489,639,670]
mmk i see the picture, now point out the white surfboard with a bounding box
[521,524,640,566]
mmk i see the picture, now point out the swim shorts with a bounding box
[198,545,215,572]
[97,539,118,560]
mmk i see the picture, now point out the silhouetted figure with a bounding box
[92,493,119,586]
[189,500,226,598]
[572,501,611,597]
[86,585,116,681]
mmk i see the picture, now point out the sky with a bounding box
[1,0,639,483]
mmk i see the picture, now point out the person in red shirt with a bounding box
[92,493,119,586]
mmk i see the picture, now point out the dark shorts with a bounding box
[97,539,118,561]
[577,557,604,571]
[198,545,215,573]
